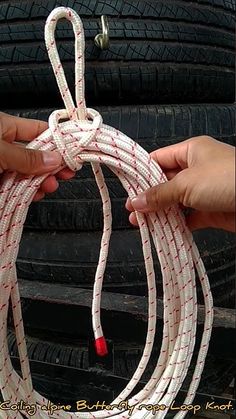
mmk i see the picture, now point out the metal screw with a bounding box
[94,15,110,50]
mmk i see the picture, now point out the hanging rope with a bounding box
[0,7,214,419]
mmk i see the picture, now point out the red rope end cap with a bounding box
[95,337,108,357]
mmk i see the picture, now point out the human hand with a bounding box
[0,112,75,201]
[126,136,235,232]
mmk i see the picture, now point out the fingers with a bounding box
[128,208,236,233]
[129,212,138,226]
[150,136,215,171]
[125,198,133,212]
[33,177,58,202]
[33,176,59,201]
[131,176,182,213]
[0,112,48,143]
[0,141,62,175]
[32,170,76,202]
[186,211,236,232]
[33,190,45,202]
[164,169,181,180]
[56,167,76,180]
[33,175,59,202]
[35,170,76,201]
[33,175,62,202]
[150,139,190,171]
[40,175,59,194]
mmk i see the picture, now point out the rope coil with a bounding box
[0,7,214,419]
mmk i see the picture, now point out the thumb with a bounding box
[0,141,62,175]
[131,176,181,212]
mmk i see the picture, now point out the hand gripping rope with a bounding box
[0,7,214,419]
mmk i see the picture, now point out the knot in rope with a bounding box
[49,108,103,171]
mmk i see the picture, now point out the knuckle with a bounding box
[174,173,189,206]
[0,158,6,171]
[25,150,41,171]
[0,142,8,171]
[153,187,160,207]
[146,186,159,209]
[191,135,214,147]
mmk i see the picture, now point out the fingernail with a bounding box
[131,193,147,211]
[43,151,62,167]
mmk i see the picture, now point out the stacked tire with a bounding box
[0,0,235,105]
[1,0,235,407]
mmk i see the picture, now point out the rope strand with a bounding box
[0,7,214,419]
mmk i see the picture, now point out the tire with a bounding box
[8,330,236,401]
[5,104,236,231]
[0,0,235,106]
[17,229,236,308]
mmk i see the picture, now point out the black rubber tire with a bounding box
[0,0,235,106]
[17,229,236,308]
[7,330,236,401]
[6,104,236,231]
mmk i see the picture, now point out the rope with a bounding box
[0,7,214,419]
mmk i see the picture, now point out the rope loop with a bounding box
[45,6,86,120]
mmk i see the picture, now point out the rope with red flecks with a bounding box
[0,7,214,419]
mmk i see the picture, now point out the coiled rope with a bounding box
[0,7,214,419]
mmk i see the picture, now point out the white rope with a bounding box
[0,7,214,419]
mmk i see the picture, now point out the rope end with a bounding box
[95,336,108,357]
